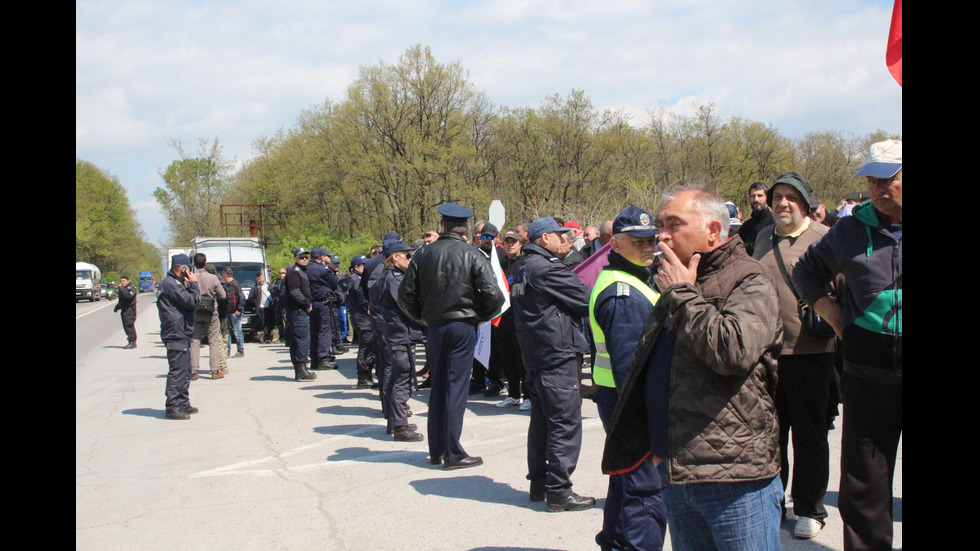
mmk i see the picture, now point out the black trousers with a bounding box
[426,320,477,464]
[840,373,902,551]
[164,339,192,411]
[310,302,333,365]
[120,308,137,343]
[384,346,415,427]
[775,353,836,521]
[525,357,583,500]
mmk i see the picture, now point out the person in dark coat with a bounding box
[376,240,425,441]
[398,204,504,471]
[510,217,595,512]
[115,275,138,348]
[283,248,316,381]
[158,254,201,420]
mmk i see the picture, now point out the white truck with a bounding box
[189,237,269,337]
[76,261,102,302]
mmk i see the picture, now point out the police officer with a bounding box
[376,240,425,441]
[283,248,316,381]
[510,216,595,512]
[398,205,504,470]
[343,255,375,388]
[115,275,138,348]
[589,206,667,550]
[158,254,201,420]
[307,248,339,371]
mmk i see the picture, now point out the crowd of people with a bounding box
[151,139,902,551]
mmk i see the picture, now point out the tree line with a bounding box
[79,44,900,270]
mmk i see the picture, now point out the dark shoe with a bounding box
[418,378,431,389]
[311,359,336,371]
[123,342,137,349]
[294,363,317,381]
[335,344,349,354]
[546,493,596,512]
[356,378,373,389]
[181,405,199,415]
[430,454,445,465]
[231,351,244,359]
[386,423,417,435]
[165,409,191,420]
[444,456,483,470]
[483,384,502,397]
[468,383,486,395]
[392,426,424,442]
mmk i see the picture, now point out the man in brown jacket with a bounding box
[602,186,783,550]
[753,172,838,539]
[190,253,227,380]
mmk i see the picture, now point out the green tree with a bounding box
[154,137,233,244]
[76,159,161,281]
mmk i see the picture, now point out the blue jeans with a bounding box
[659,467,782,551]
[227,312,244,354]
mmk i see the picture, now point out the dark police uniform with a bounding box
[115,280,138,347]
[510,239,591,505]
[283,249,316,381]
[398,204,504,469]
[307,249,339,370]
[377,254,425,439]
[343,256,375,388]
[590,251,667,551]
[158,259,200,418]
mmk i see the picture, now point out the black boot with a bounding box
[294,362,317,381]
[392,425,423,441]
[356,376,373,389]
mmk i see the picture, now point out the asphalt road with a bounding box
[76,300,902,550]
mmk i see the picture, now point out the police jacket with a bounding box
[284,264,312,309]
[398,232,504,325]
[378,266,424,347]
[510,243,590,370]
[157,270,200,345]
[602,236,782,484]
[115,283,138,313]
[307,260,339,303]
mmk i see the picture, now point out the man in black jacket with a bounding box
[738,181,773,256]
[158,254,200,420]
[511,216,595,512]
[115,275,138,348]
[284,248,316,382]
[398,204,504,471]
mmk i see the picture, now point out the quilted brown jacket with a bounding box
[601,236,783,484]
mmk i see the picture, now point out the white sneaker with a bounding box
[519,399,532,411]
[793,517,824,539]
[496,396,521,408]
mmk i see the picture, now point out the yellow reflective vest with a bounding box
[588,269,660,388]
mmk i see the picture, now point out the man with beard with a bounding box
[738,181,773,256]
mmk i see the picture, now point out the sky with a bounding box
[76,0,902,247]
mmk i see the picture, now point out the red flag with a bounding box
[887,0,902,86]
